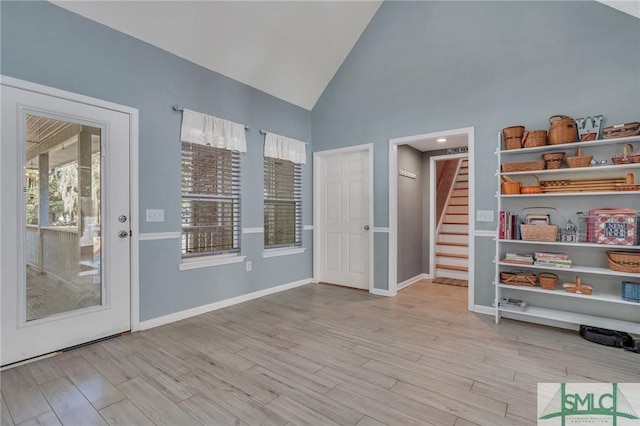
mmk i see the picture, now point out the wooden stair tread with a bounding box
[448,203,469,206]
[439,231,468,235]
[436,264,469,272]
[437,242,469,247]
[451,195,468,198]
[445,212,468,215]
[436,252,468,259]
[442,222,468,225]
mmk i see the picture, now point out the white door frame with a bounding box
[429,152,468,279]
[1,75,141,331]
[389,127,475,310]
[313,144,374,293]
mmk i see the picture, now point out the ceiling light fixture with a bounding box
[437,138,447,143]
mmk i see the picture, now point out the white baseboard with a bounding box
[370,288,392,296]
[138,278,312,331]
[473,304,495,316]
[397,273,431,291]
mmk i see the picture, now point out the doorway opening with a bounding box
[389,128,475,310]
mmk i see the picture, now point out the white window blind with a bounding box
[264,158,302,248]
[181,142,240,257]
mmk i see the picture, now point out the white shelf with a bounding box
[498,284,639,306]
[498,239,640,250]
[499,135,640,156]
[498,261,640,278]
[501,190,640,198]
[500,163,640,177]
[498,306,640,334]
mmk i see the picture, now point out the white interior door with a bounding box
[318,150,370,289]
[1,84,131,366]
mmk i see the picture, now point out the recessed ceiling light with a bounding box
[437,138,447,143]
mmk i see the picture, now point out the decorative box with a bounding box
[596,213,637,245]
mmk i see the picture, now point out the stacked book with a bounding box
[503,253,534,265]
[534,252,572,268]
[498,297,528,312]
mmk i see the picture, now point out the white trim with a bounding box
[429,152,468,280]
[303,225,314,231]
[397,273,431,291]
[370,288,392,297]
[389,127,475,307]
[262,247,306,258]
[0,76,142,334]
[373,227,389,233]
[138,232,181,241]
[179,254,246,271]
[313,144,374,294]
[138,278,312,330]
[242,227,264,234]
[474,230,496,238]
[473,304,495,316]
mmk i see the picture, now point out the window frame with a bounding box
[263,157,302,250]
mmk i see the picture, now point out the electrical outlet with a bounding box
[246,261,252,272]
[146,209,164,222]
[476,210,494,222]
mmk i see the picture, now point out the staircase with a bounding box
[435,158,469,281]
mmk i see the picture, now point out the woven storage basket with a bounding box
[563,276,593,295]
[520,175,542,194]
[565,147,592,168]
[500,270,536,287]
[622,281,640,303]
[611,144,640,165]
[502,181,521,195]
[522,130,547,148]
[538,272,559,290]
[503,126,525,150]
[603,122,640,139]
[501,160,545,173]
[549,115,578,145]
[606,251,640,273]
[542,152,565,169]
[520,207,561,242]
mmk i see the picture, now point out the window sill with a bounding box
[262,247,306,258]
[179,254,246,271]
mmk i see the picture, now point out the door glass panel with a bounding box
[24,115,102,321]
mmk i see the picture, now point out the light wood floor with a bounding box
[2,280,638,426]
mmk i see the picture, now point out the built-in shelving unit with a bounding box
[494,132,640,334]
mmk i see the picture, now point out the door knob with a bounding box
[118,230,129,238]
[364,225,370,231]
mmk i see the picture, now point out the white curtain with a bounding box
[180,109,247,152]
[264,132,307,164]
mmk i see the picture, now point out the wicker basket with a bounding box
[502,181,521,195]
[520,175,542,194]
[538,272,559,290]
[563,276,593,295]
[501,160,546,173]
[503,126,525,150]
[500,270,536,287]
[603,122,640,139]
[522,130,547,148]
[611,144,640,165]
[520,224,558,242]
[565,147,593,168]
[542,152,565,169]
[606,251,640,273]
[549,115,578,145]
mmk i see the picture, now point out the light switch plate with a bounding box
[146,209,164,222]
[476,210,494,222]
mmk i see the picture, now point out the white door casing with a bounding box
[314,146,372,290]
[1,81,133,366]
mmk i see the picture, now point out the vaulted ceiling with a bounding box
[52,1,637,111]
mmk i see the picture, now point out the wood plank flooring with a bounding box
[2,280,638,426]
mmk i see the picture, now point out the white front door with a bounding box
[1,84,131,366]
[317,150,370,290]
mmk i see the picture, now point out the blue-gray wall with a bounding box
[1,1,313,321]
[397,145,424,283]
[311,1,640,304]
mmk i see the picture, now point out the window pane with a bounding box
[264,158,301,248]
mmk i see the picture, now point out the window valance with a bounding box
[263,132,307,164]
[180,108,247,152]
